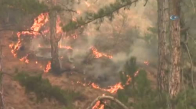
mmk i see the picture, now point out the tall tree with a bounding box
[157,0,169,93]
[169,0,181,99]
[49,0,61,74]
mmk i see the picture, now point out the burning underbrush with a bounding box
[7,12,117,83]
[3,9,159,109]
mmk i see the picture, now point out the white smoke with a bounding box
[30,0,158,86]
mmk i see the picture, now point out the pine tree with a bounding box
[48,0,61,74]
[169,0,181,100]
[157,0,169,97]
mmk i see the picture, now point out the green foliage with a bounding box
[119,57,138,86]
[15,72,81,106]
[0,0,48,27]
[188,39,196,64]
[144,27,158,48]
[116,57,167,109]
[63,0,137,31]
[115,57,196,109]
[174,89,196,109]
[0,0,48,15]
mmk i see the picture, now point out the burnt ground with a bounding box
[0,31,157,109]
[1,31,113,109]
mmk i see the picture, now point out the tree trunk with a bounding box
[169,0,181,99]
[49,3,61,74]
[157,0,169,93]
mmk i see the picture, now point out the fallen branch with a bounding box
[86,95,130,109]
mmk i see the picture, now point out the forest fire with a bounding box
[44,61,51,73]
[91,47,113,59]
[9,12,114,73]
[144,61,149,65]
[8,12,143,109]
[92,101,105,109]
[19,54,30,63]
[59,45,73,50]
[91,70,138,94]
[90,70,139,109]
[126,75,132,85]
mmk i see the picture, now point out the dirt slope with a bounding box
[0,31,157,109]
[0,31,108,109]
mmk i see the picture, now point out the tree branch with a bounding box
[86,95,130,109]
[63,0,140,31]
[59,4,77,13]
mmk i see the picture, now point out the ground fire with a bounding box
[8,12,148,109]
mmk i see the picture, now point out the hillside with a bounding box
[0,0,158,109]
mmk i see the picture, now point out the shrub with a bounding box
[15,72,81,106]
[115,57,196,109]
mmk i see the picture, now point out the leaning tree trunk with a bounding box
[49,1,61,74]
[169,0,181,99]
[157,0,169,93]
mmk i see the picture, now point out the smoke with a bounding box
[28,0,158,86]
[129,39,157,64]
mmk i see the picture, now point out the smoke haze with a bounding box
[33,0,158,86]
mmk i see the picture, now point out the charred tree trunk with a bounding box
[169,0,181,99]
[157,0,169,93]
[49,1,61,74]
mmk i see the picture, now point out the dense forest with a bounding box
[0,0,196,109]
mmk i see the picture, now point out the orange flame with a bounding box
[91,70,140,109]
[7,12,145,109]
[144,61,149,65]
[126,75,132,85]
[56,15,62,33]
[92,101,105,109]
[19,55,29,63]
[91,47,113,59]
[31,13,49,33]
[59,45,73,49]
[9,13,49,58]
[44,61,51,73]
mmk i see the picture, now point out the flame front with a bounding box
[44,61,51,73]
[19,54,29,63]
[91,47,113,59]
[92,101,105,109]
[8,11,144,109]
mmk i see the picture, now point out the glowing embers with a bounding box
[91,47,113,59]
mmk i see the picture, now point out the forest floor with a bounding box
[0,31,116,109]
[0,31,157,109]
